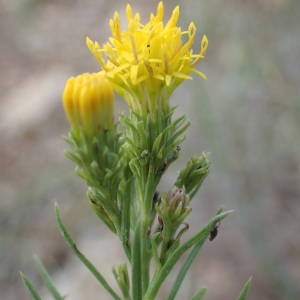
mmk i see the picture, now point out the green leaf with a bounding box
[34,256,64,300]
[144,210,233,300]
[113,264,130,300]
[20,272,42,300]
[168,210,223,300]
[55,203,121,300]
[167,239,206,300]
[190,287,207,300]
[237,277,252,300]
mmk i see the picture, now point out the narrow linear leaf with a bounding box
[145,210,233,299]
[167,239,206,300]
[170,122,190,144]
[34,256,64,300]
[172,115,187,130]
[190,287,207,300]
[112,265,130,300]
[20,272,42,300]
[55,203,121,300]
[168,210,223,300]
[237,277,252,300]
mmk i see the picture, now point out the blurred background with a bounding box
[1,0,299,299]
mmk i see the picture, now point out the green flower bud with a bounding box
[112,264,130,298]
[156,188,191,238]
[175,152,210,199]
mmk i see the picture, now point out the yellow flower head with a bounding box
[62,72,114,135]
[86,1,208,114]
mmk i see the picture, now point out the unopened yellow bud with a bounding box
[62,72,114,135]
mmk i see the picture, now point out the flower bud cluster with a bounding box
[157,188,191,226]
[175,153,210,199]
[155,188,191,260]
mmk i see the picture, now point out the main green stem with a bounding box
[140,212,150,296]
[139,170,156,298]
[131,176,152,300]
[140,178,152,296]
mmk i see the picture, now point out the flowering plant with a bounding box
[21,2,251,300]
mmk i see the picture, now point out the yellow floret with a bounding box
[86,1,208,114]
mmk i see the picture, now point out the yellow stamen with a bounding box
[86,2,208,114]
